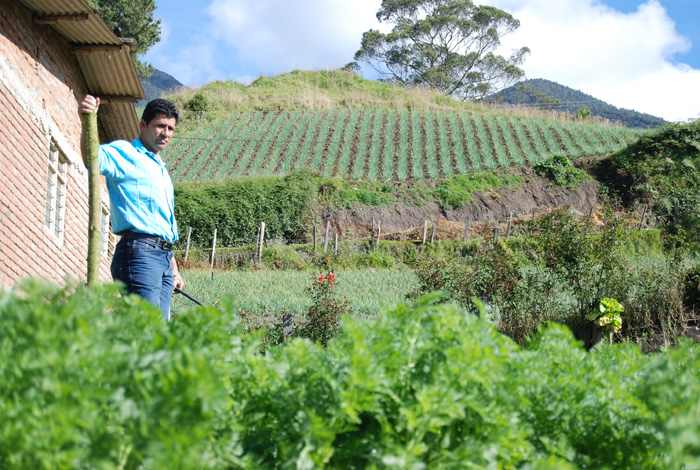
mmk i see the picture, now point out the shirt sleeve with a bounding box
[99,140,136,181]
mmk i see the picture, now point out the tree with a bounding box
[354,0,530,101]
[86,0,161,79]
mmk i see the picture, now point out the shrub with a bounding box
[302,272,353,347]
[534,154,588,189]
[183,92,209,117]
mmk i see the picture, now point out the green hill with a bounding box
[161,70,643,183]
[491,78,668,129]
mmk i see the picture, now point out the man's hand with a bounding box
[79,95,100,114]
[172,257,185,292]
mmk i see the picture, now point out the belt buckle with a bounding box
[161,240,173,251]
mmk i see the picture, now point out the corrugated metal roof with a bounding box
[17,0,145,141]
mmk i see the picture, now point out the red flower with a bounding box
[329,281,335,286]
[319,276,324,281]
[329,273,335,280]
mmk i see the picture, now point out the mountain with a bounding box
[138,69,186,105]
[491,78,667,129]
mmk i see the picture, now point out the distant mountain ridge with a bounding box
[492,78,667,129]
[138,69,186,105]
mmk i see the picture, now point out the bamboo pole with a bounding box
[82,108,101,285]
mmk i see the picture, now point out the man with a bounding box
[80,95,185,319]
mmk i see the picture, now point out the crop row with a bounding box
[164,110,643,182]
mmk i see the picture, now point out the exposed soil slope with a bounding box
[323,166,599,237]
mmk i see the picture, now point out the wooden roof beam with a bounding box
[71,44,128,55]
[97,95,141,104]
[34,14,89,25]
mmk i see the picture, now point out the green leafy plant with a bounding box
[3,281,700,468]
[183,91,209,117]
[533,154,587,189]
[587,297,624,342]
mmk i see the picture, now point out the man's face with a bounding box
[139,114,177,155]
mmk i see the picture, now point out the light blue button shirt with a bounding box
[99,138,179,243]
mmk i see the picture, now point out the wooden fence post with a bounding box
[430,221,436,244]
[464,216,470,245]
[585,206,595,234]
[210,228,217,277]
[334,233,338,255]
[422,220,428,245]
[506,211,513,240]
[258,222,265,264]
[375,220,381,251]
[184,226,192,265]
[371,217,376,247]
[638,204,648,229]
[313,226,317,252]
[324,221,330,252]
[493,227,500,245]
[283,313,293,341]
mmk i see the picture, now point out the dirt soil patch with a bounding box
[323,167,600,239]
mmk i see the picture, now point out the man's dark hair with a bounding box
[142,98,180,125]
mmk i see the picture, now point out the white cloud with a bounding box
[145,18,222,87]
[206,0,386,74]
[147,0,700,122]
[481,0,699,121]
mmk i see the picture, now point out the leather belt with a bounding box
[121,230,173,251]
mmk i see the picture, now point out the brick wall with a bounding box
[0,1,112,288]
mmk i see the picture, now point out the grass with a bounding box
[171,268,419,317]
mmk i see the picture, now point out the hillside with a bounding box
[160,70,643,183]
[492,78,667,129]
[138,68,186,106]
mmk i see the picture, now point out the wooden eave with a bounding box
[17,0,146,142]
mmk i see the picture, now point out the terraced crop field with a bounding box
[163,110,643,182]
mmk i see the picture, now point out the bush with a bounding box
[183,92,209,117]
[608,120,700,243]
[412,206,691,347]
[534,155,588,189]
[175,171,320,248]
[2,281,700,468]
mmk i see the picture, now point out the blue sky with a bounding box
[144,0,700,122]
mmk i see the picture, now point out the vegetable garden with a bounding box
[162,110,642,182]
[2,278,699,469]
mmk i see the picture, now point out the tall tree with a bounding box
[354,0,529,100]
[86,0,161,79]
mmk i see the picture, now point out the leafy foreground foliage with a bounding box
[2,281,700,469]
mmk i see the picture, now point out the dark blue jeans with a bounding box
[111,237,174,320]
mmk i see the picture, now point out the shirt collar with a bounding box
[132,138,166,167]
